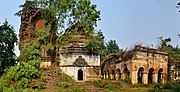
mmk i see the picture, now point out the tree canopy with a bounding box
[0,20,17,74]
[16,0,100,34]
[158,36,180,64]
[106,40,121,54]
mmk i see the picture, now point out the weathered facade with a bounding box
[58,28,101,81]
[19,5,56,64]
[19,6,44,50]
[59,47,101,81]
[102,45,168,84]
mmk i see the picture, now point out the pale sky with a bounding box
[0,0,180,56]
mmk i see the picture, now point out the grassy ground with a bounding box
[93,79,179,92]
[29,67,180,92]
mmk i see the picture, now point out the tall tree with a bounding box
[0,20,17,74]
[106,40,120,54]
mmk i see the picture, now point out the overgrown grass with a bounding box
[55,82,85,92]
[93,79,121,91]
[104,83,120,90]
[94,79,104,87]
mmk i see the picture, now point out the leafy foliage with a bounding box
[106,40,121,54]
[22,43,40,61]
[94,79,104,87]
[158,36,180,63]
[16,0,100,33]
[0,61,39,91]
[0,27,41,91]
[0,20,17,74]
[86,31,106,54]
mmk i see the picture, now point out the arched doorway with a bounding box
[112,69,116,79]
[137,67,144,84]
[148,68,154,83]
[123,67,130,78]
[158,68,163,83]
[116,68,121,79]
[78,69,83,80]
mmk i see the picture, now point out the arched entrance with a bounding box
[116,68,121,79]
[123,67,130,78]
[158,68,163,83]
[148,68,154,83]
[137,67,144,84]
[78,69,83,80]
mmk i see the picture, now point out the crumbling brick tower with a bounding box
[19,5,56,63]
[19,5,44,49]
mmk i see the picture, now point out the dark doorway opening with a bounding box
[138,67,144,84]
[78,69,83,80]
[123,67,130,78]
[158,68,163,83]
[117,68,121,79]
[148,68,154,83]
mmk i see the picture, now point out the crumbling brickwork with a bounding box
[19,6,44,50]
[19,6,56,64]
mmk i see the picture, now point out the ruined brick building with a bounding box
[19,6,101,81]
[102,45,168,84]
[19,6,179,83]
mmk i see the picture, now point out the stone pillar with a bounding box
[110,74,113,79]
[161,74,164,84]
[131,71,137,84]
[103,74,106,79]
[142,73,148,84]
[153,73,158,83]
[106,74,109,79]
[121,73,125,80]
[116,73,119,80]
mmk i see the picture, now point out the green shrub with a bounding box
[59,82,69,89]
[105,83,114,90]
[17,78,30,89]
[163,82,174,89]
[94,79,104,87]
[38,81,46,90]
[59,71,74,82]
[71,86,85,92]
[0,60,39,91]
[4,62,39,81]
[3,87,18,92]
[124,77,131,84]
